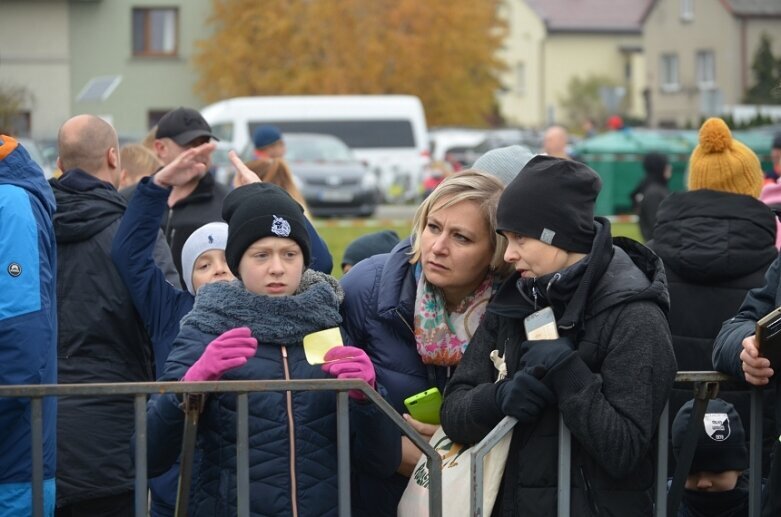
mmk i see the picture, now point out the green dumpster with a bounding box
[575,130,694,216]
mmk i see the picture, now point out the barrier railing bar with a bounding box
[337,392,351,517]
[31,397,43,517]
[655,402,669,517]
[749,388,762,517]
[1,379,448,517]
[237,393,250,517]
[557,414,571,517]
[134,395,147,517]
[470,416,517,516]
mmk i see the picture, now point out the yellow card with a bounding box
[303,327,343,365]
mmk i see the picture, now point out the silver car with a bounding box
[285,133,380,217]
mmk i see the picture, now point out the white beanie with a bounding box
[181,222,229,295]
[472,145,535,185]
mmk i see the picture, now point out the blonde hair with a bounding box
[120,144,161,182]
[245,158,309,212]
[409,170,512,278]
[141,125,157,150]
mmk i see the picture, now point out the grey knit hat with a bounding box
[181,222,229,295]
[472,145,535,186]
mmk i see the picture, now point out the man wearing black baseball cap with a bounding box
[150,107,230,284]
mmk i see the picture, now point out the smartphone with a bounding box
[524,306,559,340]
[404,387,442,425]
[757,306,781,371]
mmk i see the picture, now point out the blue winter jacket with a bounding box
[0,137,57,504]
[145,274,384,516]
[339,238,452,516]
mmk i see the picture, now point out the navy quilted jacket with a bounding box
[146,274,377,517]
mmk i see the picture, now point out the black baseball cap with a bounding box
[155,107,218,146]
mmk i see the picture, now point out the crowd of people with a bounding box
[1,108,781,517]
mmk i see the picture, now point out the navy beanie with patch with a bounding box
[222,183,311,275]
[496,155,601,253]
[672,398,748,473]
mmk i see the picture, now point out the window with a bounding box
[249,120,416,148]
[660,53,680,92]
[696,50,715,89]
[515,63,526,95]
[132,8,178,56]
[147,110,171,129]
[680,0,694,22]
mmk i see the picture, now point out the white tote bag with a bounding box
[396,426,512,517]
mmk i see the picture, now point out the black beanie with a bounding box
[496,155,601,253]
[672,398,748,474]
[342,230,400,269]
[222,183,311,275]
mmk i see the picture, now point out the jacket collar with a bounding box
[376,238,417,325]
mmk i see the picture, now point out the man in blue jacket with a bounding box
[0,136,57,515]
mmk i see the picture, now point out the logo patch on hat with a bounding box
[540,228,556,245]
[7,263,21,277]
[271,215,291,237]
[208,235,214,244]
[703,413,731,442]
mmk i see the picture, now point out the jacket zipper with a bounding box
[164,207,174,243]
[281,346,299,517]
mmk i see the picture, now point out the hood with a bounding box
[0,136,56,217]
[652,190,776,282]
[489,218,669,331]
[49,173,126,243]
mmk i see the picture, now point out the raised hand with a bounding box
[153,142,217,188]
[230,151,262,188]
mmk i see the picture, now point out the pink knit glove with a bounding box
[321,346,376,401]
[182,327,258,382]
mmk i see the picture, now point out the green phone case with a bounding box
[404,387,442,425]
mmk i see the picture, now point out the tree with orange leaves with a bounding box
[194,0,505,126]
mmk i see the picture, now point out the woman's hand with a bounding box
[397,414,438,477]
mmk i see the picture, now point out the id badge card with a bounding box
[524,306,559,340]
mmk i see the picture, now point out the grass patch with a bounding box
[314,219,642,278]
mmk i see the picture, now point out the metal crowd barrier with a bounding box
[469,371,764,517]
[0,379,442,517]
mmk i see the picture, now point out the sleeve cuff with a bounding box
[470,382,506,424]
[545,353,594,399]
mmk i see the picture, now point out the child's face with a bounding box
[238,237,304,297]
[192,249,234,293]
[684,470,740,492]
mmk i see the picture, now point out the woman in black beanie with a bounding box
[441,155,677,516]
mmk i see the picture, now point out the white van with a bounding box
[200,95,430,202]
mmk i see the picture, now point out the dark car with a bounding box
[285,133,380,217]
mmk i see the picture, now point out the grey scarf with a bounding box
[181,269,344,345]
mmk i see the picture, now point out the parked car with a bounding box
[284,133,379,218]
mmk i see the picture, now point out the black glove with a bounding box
[519,337,575,376]
[495,370,556,423]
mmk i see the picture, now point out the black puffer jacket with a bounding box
[442,220,676,516]
[651,189,776,371]
[50,171,155,506]
[650,189,777,474]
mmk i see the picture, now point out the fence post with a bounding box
[337,392,351,517]
[31,397,43,517]
[470,416,517,516]
[557,414,571,517]
[749,387,763,517]
[236,393,250,517]
[134,395,148,517]
[655,402,669,517]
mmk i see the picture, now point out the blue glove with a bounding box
[519,337,575,376]
[495,370,556,423]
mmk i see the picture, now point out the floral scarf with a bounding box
[414,271,495,366]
